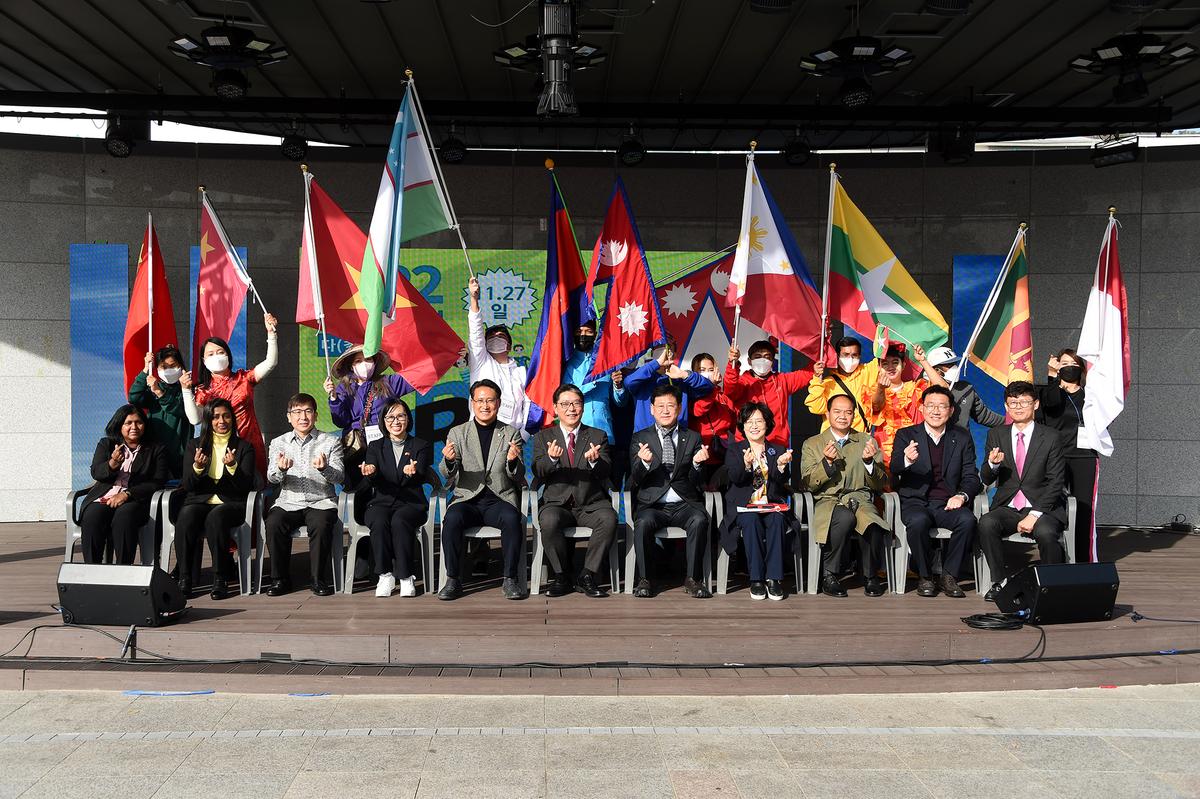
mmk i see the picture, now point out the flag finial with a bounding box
[300,163,308,174]
[1108,205,1117,214]
[405,68,413,79]
[1019,221,1028,231]
[829,162,837,172]
[545,158,555,171]
[197,185,206,193]
[750,140,757,151]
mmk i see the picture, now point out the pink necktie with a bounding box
[566,431,576,467]
[1012,431,1028,509]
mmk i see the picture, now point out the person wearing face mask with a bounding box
[181,313,279,478]
[804,336,880,431]
[724,339,814,448]
[128,345,190,477]
[925,347,1005,431]
[623,337,714,433]
[687,353,736,490]
[561,320,624,442]
[80,405,168,564]
[1039,348,1099,562]
[862,342,945,466]
[323,345,415,490]
[467,276,529,438]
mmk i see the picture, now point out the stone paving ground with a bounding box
[0,684,1197,798]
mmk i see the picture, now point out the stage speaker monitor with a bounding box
[57,563,186,627]
[995,562,1119,625]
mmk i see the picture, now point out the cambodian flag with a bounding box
[524,171,588,430]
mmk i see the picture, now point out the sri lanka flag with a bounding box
[525,171,588,430]
[966,226,1034,385]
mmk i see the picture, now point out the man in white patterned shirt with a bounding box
[265,393,345,597]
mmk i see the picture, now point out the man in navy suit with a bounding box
[890,385,981,598]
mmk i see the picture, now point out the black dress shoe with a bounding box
[864,576,887,597]
[916,577,938,597]
[575,570,607,598]
[940,573,966,598]
[177,578,192,598]
[984,582,1002,602]
[311,582,334,597]
[210,579,230,600]
[820,573,848,597]
[765,579,784,601]
[632,578,654,598]
[437,578,463,601]
[749,581,767,601]
[545,576,572,597]
[683,578,712,599]
[502,577,527,600]
[266,580,291,597]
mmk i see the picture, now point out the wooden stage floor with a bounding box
[0,522,1198,695]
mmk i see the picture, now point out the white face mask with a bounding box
[353,360,376,380]
[750,358,773,377]
[204,354,230,373]
[838,356,860,374]
[157,367,183,384]
[486,337,509,355]
[942,365,960,383]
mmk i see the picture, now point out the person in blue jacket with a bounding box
[623,337,713,432]
[561,320,625,441]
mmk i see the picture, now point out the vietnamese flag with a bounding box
[297,171,462,393]
[587,179,667,380]
[123,213,178,391]
[193,191,252,369]
[524,171,588,429]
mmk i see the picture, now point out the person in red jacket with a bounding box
[688,352,737,490]
[724,339,814,448]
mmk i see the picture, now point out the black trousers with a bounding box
[441,493,524,581]
[1065,455,1097,562]
[977,505,1065,583]
[175,501,247,584]
[822,505,887,577]
[632,500,709,582]
[538,501,618,577]
[80,499,149,565]
[264,506,337,584]
[738,511,786,582]
[900,498,977,579]
[366,500,427,579]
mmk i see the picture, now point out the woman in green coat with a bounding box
[128,345,190,478]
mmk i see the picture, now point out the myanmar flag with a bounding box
[967,227,1034,385]
[828,179,948,353]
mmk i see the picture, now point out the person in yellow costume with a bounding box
[804,336,880,431]
[861,342,946,466]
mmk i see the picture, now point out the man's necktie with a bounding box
[661,429,675,470]
[566,431,576,467]
[1013,431,1028,510]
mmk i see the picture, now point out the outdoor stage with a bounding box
[0,523,1197,696]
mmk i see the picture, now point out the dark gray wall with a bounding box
[0,133,1192,526]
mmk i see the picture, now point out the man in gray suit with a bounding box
[531,383,616,598]
[977,380,1068,601]
[437,379,526,600]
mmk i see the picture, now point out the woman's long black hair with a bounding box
[194,336,233,388]
[105,404,149,443]
[198,397,240,454]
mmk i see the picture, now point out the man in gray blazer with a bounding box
[437,379,526,600]
[977,380,1067,601]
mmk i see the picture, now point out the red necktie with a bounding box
[566,431,576,467]
[1012,431,1028,510]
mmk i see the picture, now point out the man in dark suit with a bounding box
[890,385,981,598]
[531,383,617,598]
[978,380,1067,601]
[628,383,712,599]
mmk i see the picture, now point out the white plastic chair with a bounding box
[973,494,1077,595]
[887,492,988,594]
[713,491,805,596]
[621,490,713,595]
[338,485,438,595]
[529,490,622,594]
[64,487,169,566]
[434,488,529,594]
[159,488,261,596]
[799,491,896,594]
[255,517,345,594]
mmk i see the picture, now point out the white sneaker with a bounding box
[398,576,417,597]
[375,573,396,597]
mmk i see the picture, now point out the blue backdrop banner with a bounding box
[952,254,1007,460]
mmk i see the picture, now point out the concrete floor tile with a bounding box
[545,769,674,799]
[797,768,935,799]
[283,770,420,799]
[657,733,787,770]
[432,696,546,729]
[743,695,870,728]
[669,767,744,798]
[152,772,297,799]
[1040,770,1189,798]
[728,767,804,797]
[1156,772,1200,798]
[0,780,35,799]
[910,768,1065,799]
[888,733,1026,770]
[174,736,317,775]
[544,733,663,770]
[544,695,653,728]
[0,694,133,734]
[217,694,339,731]
[769,733,898,770]
[112,696,238,733]
[0,740,80,780]
[1102,738,1200,774]
[302,734,431,772]
[52,739,199,776]
[645,696,758,727]
[422,735,545,771]
[322,696,445,730]
[998,735,1141,771]
[415,769,545,799]
[21,774,164,799]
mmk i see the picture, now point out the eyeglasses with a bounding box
[556,400,583,410]
[473,397,499,407]
[924,403,951,411]
[1006,398,1035,408]
[383,414,408,423]
[287,408,316,416]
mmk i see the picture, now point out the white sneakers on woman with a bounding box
[375,572,417,597]
[398,577,417,597]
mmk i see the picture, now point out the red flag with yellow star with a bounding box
[297,174,462,393]
[193,192,252,369]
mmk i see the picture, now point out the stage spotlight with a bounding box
[280,134,307,162]
[782,135,811,166]
[1112,69,1149,103]
[211,68,249,100]
[618,133,646,166]
[931,125,975,164]
[105,120,135,158]
[838,75,875,108]
[1091,137,1139,168]
[440,135,467,164]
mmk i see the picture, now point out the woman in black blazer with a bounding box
[80,405,168,564]
[358,398,433,598]
[176,398,256,599]
[723,402,794,601]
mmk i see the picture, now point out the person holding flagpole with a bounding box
[1040,348,1099,562]
[129,345,189,478]
[467,276,529,437]
[804,336,880,431]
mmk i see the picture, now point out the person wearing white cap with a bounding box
[926,347,1005,431]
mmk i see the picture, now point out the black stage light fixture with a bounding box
[493,1,607,117]
[1112,68,1149,103]
[1091,137,1140,168]
[280,134,307,162]
[782,134,812,166]
[440,136,467,164]
[837,75,876,109]
[1070,32,1195,104]
[923,0,971,14]
[931,124,975,164]
[617,128,646,166]
[169,23,288,100]
[800,24,913,109]
[750,0,795,12]
[212,67,249,100]
[104,115,150,158]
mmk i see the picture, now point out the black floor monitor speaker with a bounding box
[995,562,1119,624]
[57,563,187,627]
